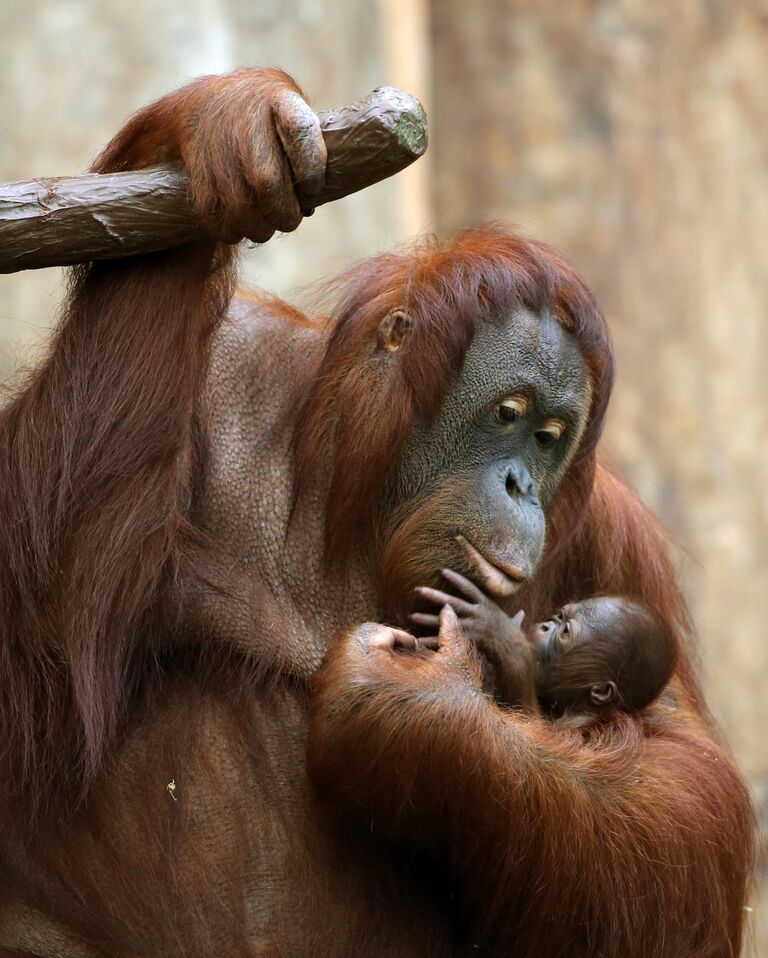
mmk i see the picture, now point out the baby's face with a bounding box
[529,597,629,665]
[529,597,633,714]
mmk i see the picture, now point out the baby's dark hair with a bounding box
[539,596,679,714]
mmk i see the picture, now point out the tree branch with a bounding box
[0,86,428,273]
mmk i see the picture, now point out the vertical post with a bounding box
[377,0,433,239]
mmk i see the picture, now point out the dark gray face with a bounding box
[387,308,590,600]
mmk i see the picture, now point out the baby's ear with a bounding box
[589,680,618,707]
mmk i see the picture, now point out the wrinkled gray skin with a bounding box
[0,74,592,958]
[389,312,590,591]
[396,311,589,512]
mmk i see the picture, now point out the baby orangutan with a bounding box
[410,570,679,722]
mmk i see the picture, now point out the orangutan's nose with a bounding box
[505,461,536,501]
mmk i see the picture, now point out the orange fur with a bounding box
[309,622,754,958]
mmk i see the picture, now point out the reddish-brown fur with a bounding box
[0,68,301,822]
[309,622,752,957]
[0,69,754,957]
[0,242,235,820]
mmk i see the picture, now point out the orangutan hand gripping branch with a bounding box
[0,68,753,957]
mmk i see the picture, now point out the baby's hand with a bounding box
[409,569,527,663]
[410,570,535,708]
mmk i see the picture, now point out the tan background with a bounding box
[1,0,766,950]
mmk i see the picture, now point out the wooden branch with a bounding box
[0,87,428,274]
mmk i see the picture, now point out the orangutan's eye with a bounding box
[495,395,529,424]
[535,419,566,448]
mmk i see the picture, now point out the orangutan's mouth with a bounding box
[455,535,526,599]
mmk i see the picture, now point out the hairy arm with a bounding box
[307,609,753,958]
[0,70,324,817]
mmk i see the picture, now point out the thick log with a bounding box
[0,86,427,274]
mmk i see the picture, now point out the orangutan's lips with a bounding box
[455,535,525,599]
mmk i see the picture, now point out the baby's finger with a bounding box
[441,567,483,603]
[415,586,473,616]
[409,612,440,629]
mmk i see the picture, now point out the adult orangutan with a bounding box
[0,68,752,957]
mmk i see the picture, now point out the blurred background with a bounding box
[1,0,766,950]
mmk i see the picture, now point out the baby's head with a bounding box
[529,596,678,721]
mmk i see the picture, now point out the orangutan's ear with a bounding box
[589,680,618,707]
[377,309,412,353]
